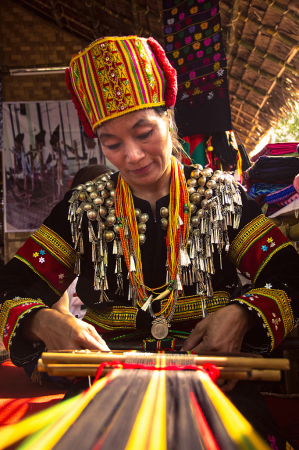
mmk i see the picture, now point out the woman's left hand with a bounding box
[182,303,256,392]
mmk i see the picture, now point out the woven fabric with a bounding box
[68,36,168,132]
[247,183,289,200]
[163,0,231,134]
[265,185,295,204]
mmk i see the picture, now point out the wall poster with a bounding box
[2,101,114,233]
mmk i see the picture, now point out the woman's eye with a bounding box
[137,130,152,140]
[106,143,121,150]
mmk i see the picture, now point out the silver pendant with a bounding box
[151,316,169,340]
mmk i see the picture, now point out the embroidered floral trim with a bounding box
[0,298,46,351]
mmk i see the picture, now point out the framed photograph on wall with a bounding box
[2,100,114,232]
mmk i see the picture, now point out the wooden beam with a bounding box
[230,104,268,125]
[48,0,63,28]
[231,111,264,130]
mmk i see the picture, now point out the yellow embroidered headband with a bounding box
[65,36,177,138]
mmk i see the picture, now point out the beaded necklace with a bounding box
[115,156,190,334]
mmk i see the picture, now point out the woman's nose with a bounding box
[125,143,145,163]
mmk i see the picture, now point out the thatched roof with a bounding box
[7,0,299,154]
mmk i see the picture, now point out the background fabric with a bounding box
[163,0,232,135]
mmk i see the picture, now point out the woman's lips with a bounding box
[130,163,152,175]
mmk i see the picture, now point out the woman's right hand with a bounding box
[22,308,110,352]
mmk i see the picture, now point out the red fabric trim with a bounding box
[147,37,177,108]
[16,237,76,296]
[233,290,290,350]
[238,226,290,283]
[2,301,45,349]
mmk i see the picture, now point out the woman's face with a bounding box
[97,109,172,189]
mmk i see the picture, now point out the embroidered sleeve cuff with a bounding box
[230,288,294,354]
[0,298,47,366]
[228,214,292,285]
[83,305,142,333]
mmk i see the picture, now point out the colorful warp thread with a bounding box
[66,36,177,137]
[163,0,232,134]
[0,364,271,450]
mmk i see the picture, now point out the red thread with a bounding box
[147,37,177,108]
[65,68,96,138]
[93,360,220,385]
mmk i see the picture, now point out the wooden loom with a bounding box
[38,350,290,382]
[0,351,290,450]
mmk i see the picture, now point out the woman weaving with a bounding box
[0,36,298,447]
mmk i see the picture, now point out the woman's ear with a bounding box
[167,109,173,131]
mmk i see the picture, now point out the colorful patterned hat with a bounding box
[66,36,177,138]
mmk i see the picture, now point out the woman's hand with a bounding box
[22,308,110,352]
[182,304,256,392]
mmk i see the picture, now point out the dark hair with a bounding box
[70,164,112,189]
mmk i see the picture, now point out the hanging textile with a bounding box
[162,0,232,136]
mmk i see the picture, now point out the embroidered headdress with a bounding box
[66,36,177,138]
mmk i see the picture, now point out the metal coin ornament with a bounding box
[161,218,168,230]
[100,206,107,217]
[139,234,146,245]
[187,187,196,195]
[151,316,169,340]
[139,213,149,223]
[190,169,200,179]
[198,176,206,186]
[89,191,98,200]
[93,197,104,206]
[105,197,114,208]
[105,230,115,242]
[160,207,169,218]
[106,214,116,227]
[190,193,201,205]
[96,182,106,191]
[87,210,97,220]
[106,180,115,190]
[138,223,146,233]
[101,189,109,199]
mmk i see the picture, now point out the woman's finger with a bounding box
[87,326,110,351]
[182,319,206,351]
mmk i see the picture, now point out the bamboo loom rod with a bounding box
[41,353,290,370]
[38,362,281,382]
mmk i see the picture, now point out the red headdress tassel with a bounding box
[147,37,177,108]
[65,68,96,138]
